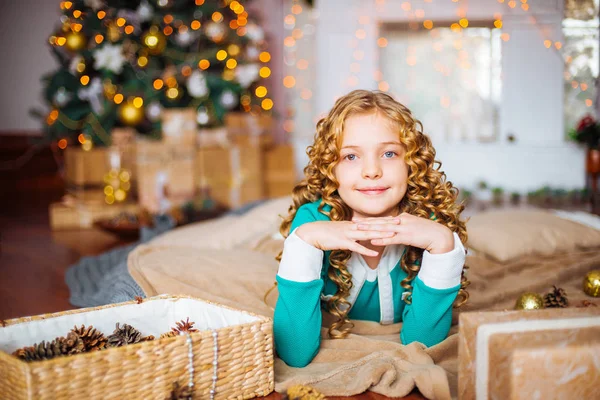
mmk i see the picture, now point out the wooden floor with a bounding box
[0,138,425,400]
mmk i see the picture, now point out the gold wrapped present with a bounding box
[458,308,600,400]
[196,145,264,208]
[225,112,274,147]
[64,147,109,186]
[263,144,297,198]
[161,108,197,147]
[49,200,138,230]
[136,141,195,213]
[65,145,136,187]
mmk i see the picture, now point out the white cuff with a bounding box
[417,232,466,289]
[277,228,324,282]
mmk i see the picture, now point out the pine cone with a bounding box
[171,318,198,335]
[13,332,84,362]
[167,381,193,400]
[13,341,56,362]
[71,324,107,351]
[107,323,143,348]
[57,332,86,355]
[543,286,569,308]
[160,331,178,339]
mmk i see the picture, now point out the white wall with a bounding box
[308,0,586,192]
[0,1,60,133]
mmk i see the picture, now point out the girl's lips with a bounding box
[357,188,389,195]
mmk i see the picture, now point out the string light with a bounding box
[259,52,271,62]
[216,50,228,60]
[259,66,271,78]
[297,59,308,69]
[261,98,273,110]
[198,59,210,69]
[283,76,296,88]
[212,12,223,23]
[226,59,237,69]
[377,37,388,47]
[255,86,267,97]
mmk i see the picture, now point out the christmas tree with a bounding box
[37,0,269,147]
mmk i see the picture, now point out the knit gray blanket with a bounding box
[65,201,266,308]
[64,215,176,307]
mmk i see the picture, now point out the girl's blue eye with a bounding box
[345,154,356,161]
[383,151,397,158]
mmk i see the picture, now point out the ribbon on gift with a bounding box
[197,127,231,148]
[196,145,247,208]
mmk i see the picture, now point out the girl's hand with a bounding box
[295,221,396,257]
[352,213,455,254]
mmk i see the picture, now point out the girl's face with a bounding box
[334,112,409,219]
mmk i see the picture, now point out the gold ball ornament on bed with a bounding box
[583,270,600,297]
[514,292,545,310]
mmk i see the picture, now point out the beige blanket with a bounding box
[127,198,600,399]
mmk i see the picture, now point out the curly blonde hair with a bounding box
[277,90,469,339]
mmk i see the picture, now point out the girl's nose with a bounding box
[361,157,382,179]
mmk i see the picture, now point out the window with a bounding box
[380,23,502,143]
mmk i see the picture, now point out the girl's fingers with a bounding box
[356,223,402,232]
[371,237,402,246]
[347,230,395,240]
[349,242,379,257]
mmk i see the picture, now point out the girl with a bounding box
[273,90,469,368]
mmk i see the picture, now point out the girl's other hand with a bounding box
[296,221,395,257]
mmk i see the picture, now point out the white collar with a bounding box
[346,245,403,324]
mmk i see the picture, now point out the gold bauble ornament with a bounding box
[65,31,87,51]
[514,292,545,310]
[142,26,166,55]
[117,100,145,126]
[583,270,600,297]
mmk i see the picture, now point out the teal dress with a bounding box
[273,200,462,367]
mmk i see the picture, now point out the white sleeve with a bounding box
[417,232,466,289]
[277,228,324,282]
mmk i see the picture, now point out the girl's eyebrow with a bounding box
[341,141,402,149]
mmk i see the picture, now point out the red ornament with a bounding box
[577,115,596,132]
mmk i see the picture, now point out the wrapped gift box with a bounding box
[458,307,600,400]
[0,295,274,399]
[49,200,138,230]
[225,112,274,147]
[263,144,297,198]
[162,108,197,147]
[65,145,136,188]
[196,145,264,208]
[136,141,195,213]
[64,187,107,205]
[64,147,109,187]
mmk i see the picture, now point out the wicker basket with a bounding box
[0,295,274,399]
